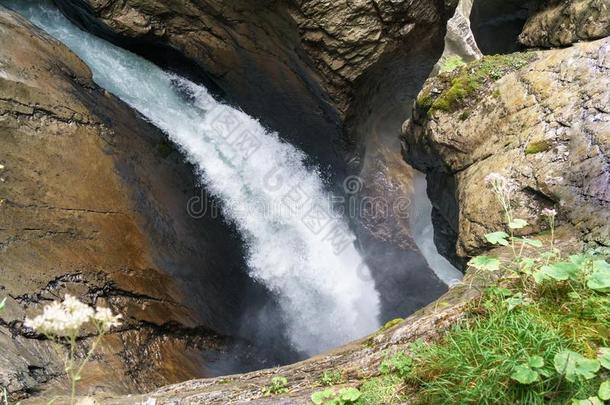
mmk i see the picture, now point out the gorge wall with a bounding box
[0,0,608,402]
[0,7,267,397]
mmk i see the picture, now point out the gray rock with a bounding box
[519,0,610,47]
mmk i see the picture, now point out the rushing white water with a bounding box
[410,173,463,285]
[5,0,381,355]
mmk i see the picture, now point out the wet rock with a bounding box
[402,39,610,260]
[519,0,610,48]
[0,7,250,399]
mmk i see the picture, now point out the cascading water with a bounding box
[4,0,381,355]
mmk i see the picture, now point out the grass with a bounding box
[358,375,405,404]
[407,291,602,404]
[416,52,536,116]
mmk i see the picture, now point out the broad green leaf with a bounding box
[599,348,610,370]
[511,364,539,384]
[542,262,580,281]
[311,389,335,405]
[599,380,610,401]
[570,255,589,267]
[594,260,610,272]
[485,231,510,246]
[468,256,501,271]
[587,261,610,292]
[528,355,545,368]
[554,350,601,382]
[0,298,5,311]
[339,387,361,402]
[533,270,550,284]
[509,218,528,229]
[522,237,543,248]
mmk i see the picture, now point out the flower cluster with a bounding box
[484,172,518,196]
[24,294,122,336]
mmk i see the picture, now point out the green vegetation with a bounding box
[525,140,553,155]
[312,172,609,405]
[439,55,466,74]
[311,387,362,405]
[416,52,535,116]
[357,375,404,404]
[381,318,403,331]
[263,376,289,396]
[320,370,343,386]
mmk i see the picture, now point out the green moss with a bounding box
[439,55,466,74]
[525,140,553,155]
[382,318,404,331]
[426,52,536,116]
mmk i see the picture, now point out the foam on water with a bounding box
[4,0,381,355]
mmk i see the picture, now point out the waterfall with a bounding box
[4,0,381,355]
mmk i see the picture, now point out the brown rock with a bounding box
[52,0,448,166]
[402,39,610,259]
[0,7,249,399]
[519,0,610,48]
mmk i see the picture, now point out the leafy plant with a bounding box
[511,355,546,384]
[404,171,610,404]
[263,376,289,395]
[554,351,600,382]
[319,370,342,386]
[379,352,412,378]
[310,387,361,405]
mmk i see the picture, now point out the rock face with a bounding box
[519,0,610,48]
[52,0,449,167]
[438,0,482,65]
[0,7,255,398]
[402,38,610,260]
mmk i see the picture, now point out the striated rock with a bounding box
[51,0,449,167]
[402,39,610,260]
[519,0,610,48]
[0,7,254,399]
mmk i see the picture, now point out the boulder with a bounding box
[402,39,610,260]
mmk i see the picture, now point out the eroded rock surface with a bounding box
[51,0,450,167]
[402,38,610,260]
[0,7,252,399]
[519,0,610,48]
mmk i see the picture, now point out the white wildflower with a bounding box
[24,294,95,335]
[484,172,507,184]
[484,172,518,195]
[94,306,122,330]
[542,208,557,217]
[0,164,4,170]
